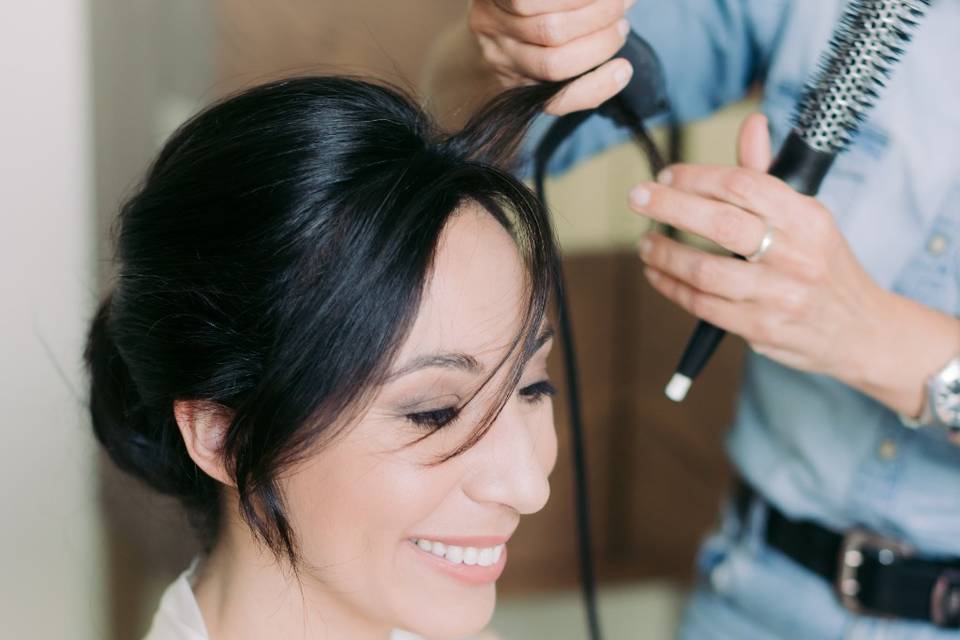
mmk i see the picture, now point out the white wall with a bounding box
[0,2,106,638]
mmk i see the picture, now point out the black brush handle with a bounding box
[769,131,836,196]
[670,132,835,397]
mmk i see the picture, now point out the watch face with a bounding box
[934,379,960,427]
[934,361,960,428]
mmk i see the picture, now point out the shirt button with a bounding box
[878,439,898,460]
[927,234,949,257]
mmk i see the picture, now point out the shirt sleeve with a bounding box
[524,0,791,176]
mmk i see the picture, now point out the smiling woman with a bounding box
[85,76,564,640]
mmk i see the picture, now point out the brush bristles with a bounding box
[794,0,931,153]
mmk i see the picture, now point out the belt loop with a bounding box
[730,481,766,550]
[719,501,742,548]
[743,492,769,555]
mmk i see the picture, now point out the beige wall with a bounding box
[89,2,219,637]
[90,0,216,252]
[546,100,758,254]
[0,2,106,638]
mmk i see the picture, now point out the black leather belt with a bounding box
[735,482,960,628]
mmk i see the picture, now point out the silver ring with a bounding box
[746,226,775,263]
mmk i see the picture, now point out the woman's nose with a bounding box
[462,399,557,515]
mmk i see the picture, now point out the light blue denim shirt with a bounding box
[531,0,960,558]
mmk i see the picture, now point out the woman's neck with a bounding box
[192,523,392,640]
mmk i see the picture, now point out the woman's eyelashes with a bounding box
[405,406,461,430]
[404,379,556,430]
[518,379,556,403]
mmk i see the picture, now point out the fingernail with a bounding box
[630,185,651,207]
[639,236,653,257]
[644,267,660,282]
[617,19,630,37]
[614,62,633,86]
[657,169,673,185]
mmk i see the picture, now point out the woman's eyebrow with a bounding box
[534,327,555,351]
[387,327,555,382]
[386,352,481,381]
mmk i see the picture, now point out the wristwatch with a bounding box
[901,356,960,433]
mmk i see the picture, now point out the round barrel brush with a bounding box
[666,0,934,402]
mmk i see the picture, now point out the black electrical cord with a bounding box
[533,103,668,640]
[532,117,599,639]
[665,116,684,239]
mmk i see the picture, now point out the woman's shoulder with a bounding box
[142,563,209,640]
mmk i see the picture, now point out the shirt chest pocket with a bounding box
[891,204,960,315]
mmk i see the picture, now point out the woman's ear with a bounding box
[173,399,234,486]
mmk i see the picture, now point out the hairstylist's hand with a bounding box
[629,114,960,418]
[468,0,636,115]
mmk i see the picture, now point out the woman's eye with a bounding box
[519,380,557,403]
[404,382,554,429]
[405,406,460,430]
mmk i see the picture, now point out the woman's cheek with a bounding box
[278,436,390,550]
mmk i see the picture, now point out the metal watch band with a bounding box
[931,356,960,429]
[898,355,960,431]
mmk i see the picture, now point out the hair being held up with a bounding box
[85,75,567,567]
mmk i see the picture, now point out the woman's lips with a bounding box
[407,536,509,585]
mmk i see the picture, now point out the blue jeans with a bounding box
[678,498,960,640]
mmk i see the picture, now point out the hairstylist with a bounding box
[428,1,960,637]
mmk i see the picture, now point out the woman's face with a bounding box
[283,203,558,639]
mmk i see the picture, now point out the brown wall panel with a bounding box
[498,253,743,593]
[215,0,466,94]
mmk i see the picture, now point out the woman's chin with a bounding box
[397,586,496,640]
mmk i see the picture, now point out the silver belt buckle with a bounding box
[931,569,960,628]
[836,528,914,616]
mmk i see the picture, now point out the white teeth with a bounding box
[477,548,494,567]
[412,539,505,568]
[445,545,464,564]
